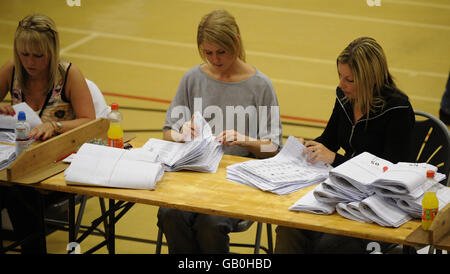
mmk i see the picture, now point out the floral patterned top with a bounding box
[10,61,75,123]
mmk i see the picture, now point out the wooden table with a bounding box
[33,154,424,248]
[2,131,447,253]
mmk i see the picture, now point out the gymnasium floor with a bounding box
[0,0,448,254]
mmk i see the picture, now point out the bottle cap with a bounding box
[18,111,26,121]
[111,103,119,110]
[426,170,435,178]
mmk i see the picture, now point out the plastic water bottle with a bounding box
[15,111,31,156]
[421,170,439,231]
[107,103,124,148]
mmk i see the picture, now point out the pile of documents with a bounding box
[0,102,42,170]
[289,152,450,227]
[0,142,16,170]
[65,143,164,190]
[142,112,224,173]
[227,136,332,195]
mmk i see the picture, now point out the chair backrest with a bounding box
[85,79,110,118]
[409,110,450,186]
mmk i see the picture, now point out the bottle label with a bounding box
[108,138,124,148]
[422,208,438,221]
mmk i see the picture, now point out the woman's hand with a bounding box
[0,104,15,116]
[29,122,57,141]
[302,140,335,165]
[215,129,246,146]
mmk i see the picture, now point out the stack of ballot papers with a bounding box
[289,152,449,227]
[226,136,332,195]
[142,112,224,173]
[0,102,43,130]
[289,184,336,214]
[0,143,16,170]
[0,103,42,170]
[65,143,164,190]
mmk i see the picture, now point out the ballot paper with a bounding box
[359,195,412,227]
[336,202,373,223]
[396,183,450,218]
[288,151,449,227]
[0,143,16,170]
[371,162,445,199]
[313,178,358,204]
[0,102,43,131]
[288,185,335,214]
[142,112,224,173]
[328,152,393,198]
[227,136,332,195]
[65,143,164,190]
[0,103,43,170]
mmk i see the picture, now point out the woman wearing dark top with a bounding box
[275,37,415,253]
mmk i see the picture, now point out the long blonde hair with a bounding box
[337,37,398,116]
[197,9,245,62]
[14,14,60,94]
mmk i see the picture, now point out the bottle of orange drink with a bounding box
[107,103,124,148]
[421,170,439,231]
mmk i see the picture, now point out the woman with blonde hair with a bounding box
[0,14,95,253]
[158,9,282,253]
[0,13,95,140]
[275,37,415,253]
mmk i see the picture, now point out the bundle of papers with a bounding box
[288,184,335,214]
[371,162,444,199]
[289,152,449,227]
[142,112,223,173]
[65,143,164,190]
[0,143,16,170]
[227,136,332,195]
[328,152,393,199]
[335,202,372,223]
[0,102,43,130]
[396,183,450,218]
[0,103,42,170]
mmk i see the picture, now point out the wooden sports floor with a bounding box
[0,0,449,254]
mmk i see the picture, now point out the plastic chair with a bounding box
[410,110,450,186]
[155,220,273,254]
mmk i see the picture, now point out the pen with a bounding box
[55,151,75,163]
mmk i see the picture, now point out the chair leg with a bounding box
[266,223,273,254]
[253,222,262,254]
[155,227,163,254]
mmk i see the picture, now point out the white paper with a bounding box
[65,144,164,190]
[142,112,224,173]
[289,185,335,215]
[227,136,332,195]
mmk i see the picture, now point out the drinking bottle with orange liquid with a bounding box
[107,103,124,148]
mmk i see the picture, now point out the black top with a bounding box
[315,87,415,167]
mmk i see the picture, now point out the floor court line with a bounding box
[383,0,450,10]
[0,19,446,79]
[184,0,450,31]
[0,43,441,103]
[60,33,99,55]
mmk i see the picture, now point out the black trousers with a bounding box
[0,185,46,254]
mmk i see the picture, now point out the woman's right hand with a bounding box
[0,104,15,116]
[177,117,199,142]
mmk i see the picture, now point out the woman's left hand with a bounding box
[302,140,335,165]
[29,122,57,141]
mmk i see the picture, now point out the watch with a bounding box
[55,121,63,133]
